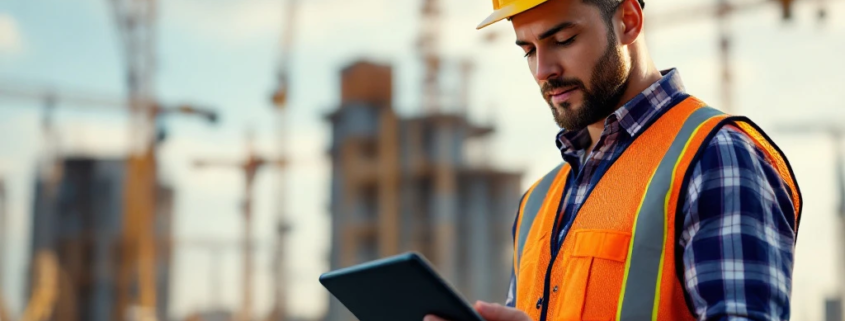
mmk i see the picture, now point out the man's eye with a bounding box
[557,36,576,46]
[523,49,535,58]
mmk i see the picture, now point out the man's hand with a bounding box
[423,301,532,321]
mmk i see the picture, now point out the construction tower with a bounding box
[27,157,175,321]
[323,60,522,321]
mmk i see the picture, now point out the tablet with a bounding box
[319,252,486,321]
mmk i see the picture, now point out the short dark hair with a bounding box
[583,0,644,25]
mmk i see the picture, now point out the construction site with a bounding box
[0,0,844,321]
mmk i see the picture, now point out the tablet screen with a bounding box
[320,252,486,321]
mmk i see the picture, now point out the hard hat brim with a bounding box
[476,0,548,30]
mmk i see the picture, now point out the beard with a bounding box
[542,31,630,131]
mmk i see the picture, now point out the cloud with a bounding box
[0,14,25,54]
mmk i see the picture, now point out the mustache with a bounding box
[541,77,585,97]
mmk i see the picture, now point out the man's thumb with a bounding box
[474,301,524,321]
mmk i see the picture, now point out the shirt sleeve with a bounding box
[679,125,798,321]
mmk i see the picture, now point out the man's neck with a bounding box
[584,59,662,154]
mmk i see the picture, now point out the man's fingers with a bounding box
[423,314,448,321]
[474,301,530,321]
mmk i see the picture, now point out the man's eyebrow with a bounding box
[515,21,577,46]
[539,21,576,40]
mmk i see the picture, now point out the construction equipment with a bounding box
[268,0,299,319]
[0,83,217,321]
[106,0,160,318]
[193,130,288,321]
[104,0,227,318]
[418,0,443,114]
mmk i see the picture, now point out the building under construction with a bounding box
[28,157,174,321]
[324,60,522,321]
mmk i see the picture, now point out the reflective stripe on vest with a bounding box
[616,106,724,321]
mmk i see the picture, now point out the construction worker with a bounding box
[424,0,802,320]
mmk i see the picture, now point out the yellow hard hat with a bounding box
[476,0,548,30]
[476,0,645,30]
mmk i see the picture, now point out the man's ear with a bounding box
[616,0,644,45]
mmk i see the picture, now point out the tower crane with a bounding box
[0,81,217,321]
[192,130,288,321]
[418,0,443,114]
[103,0,229,319]
[268,0,299,319]
[104,0,160,317]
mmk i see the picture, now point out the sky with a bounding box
[1,0,844,320]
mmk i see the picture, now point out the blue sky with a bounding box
[1,0,844,320]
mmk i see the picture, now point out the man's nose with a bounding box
[535,49,563,82]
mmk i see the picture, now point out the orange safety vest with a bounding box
[512,96,802,321]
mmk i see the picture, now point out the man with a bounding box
[424,0,802,320]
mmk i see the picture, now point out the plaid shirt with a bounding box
[505,69,797,321]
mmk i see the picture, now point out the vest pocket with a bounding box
[556,229,630,321]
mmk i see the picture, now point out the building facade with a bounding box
[29,157,173,321]
[325,61,522,321]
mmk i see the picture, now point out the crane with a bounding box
[103,0,229,319]
[0,82,218,319]
[268,0,299,319]
[192,130,288,321]
[418,0,443,114]
[105,0,160,318]
[0,83,217,208]
[1,81,217,321]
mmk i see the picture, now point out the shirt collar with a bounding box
[555,68,686,157]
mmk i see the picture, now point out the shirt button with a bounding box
[536,297,544,309]
[553,286,559,292]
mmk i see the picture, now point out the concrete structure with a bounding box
[324,61,522,321]
[28,157,174,321]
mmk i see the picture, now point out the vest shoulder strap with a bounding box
[515,162,566,271]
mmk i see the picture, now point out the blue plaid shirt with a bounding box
[505,69,797,321]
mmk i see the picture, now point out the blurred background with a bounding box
[0,0,843,321]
